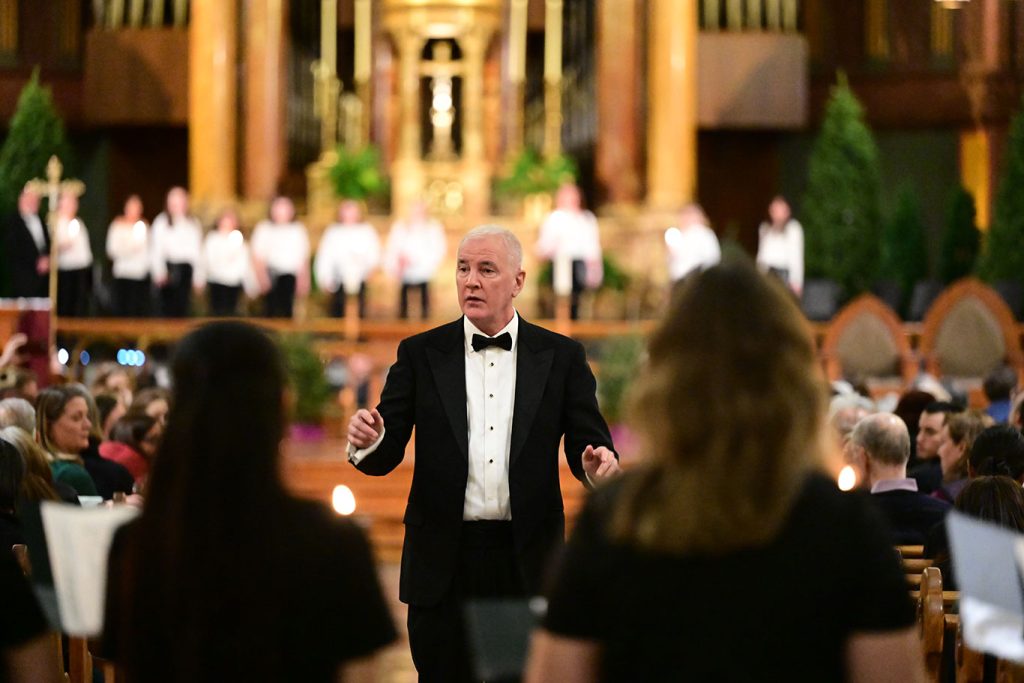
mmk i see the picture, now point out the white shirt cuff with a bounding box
[347,428,385,465]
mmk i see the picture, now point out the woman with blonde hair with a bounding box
[35,386,99,498]
[934,409,991,503]
[526,260,924,682]
[0,426,65,503]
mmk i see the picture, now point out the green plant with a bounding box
[596,335,645,424]
[801,73,883,298]
[939,186,980,284]
[279,335,333,425]
[327,145,388,200]
[977,95,1024,287]
[0,68,72,214]
[496,148,578,197]
[879,186,928,305]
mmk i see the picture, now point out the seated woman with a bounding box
[65,385,134,501]
[933,410,991,503]
[0,426,69,504]
[102,321,396,682]
[35,386,99,498]
[526,261,924,683]
[99,414,161,491]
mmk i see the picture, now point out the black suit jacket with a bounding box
[2,211,49,297]
[870,489,951,545]
[355,317,614,606]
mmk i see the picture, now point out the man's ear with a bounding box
[512,270,526,297]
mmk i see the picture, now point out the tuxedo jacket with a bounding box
[2,211,49,297]
[355,317,614,606]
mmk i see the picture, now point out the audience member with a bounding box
[0,426,69,504]
[0,369,39,404]
[0,437,25,550]
[315,200,380,319]
[535,184,603,320]
[65,385,134,500]
[90,362,133,408]
[35,386,99,497]
[100,414,161,491]
[2,184,49,298]
[202,208,257,317]
[756,195,804,296]
[909,401,962,494]
[251,196,310,319]
[54,191,93,318]
[127,387,170,426]
[102,321,396,681]
[94,392,127,439]
[151,186,204,318]
[829,392,874,445]
[893,389,936,468]
[384,201,447,320]
[848,413,950,545]
[0,549,62,683]
[0,398,35,434]
[526,262,923,682]
[983,364,1018,424]
[1011,390,1024,430]
[933,410,991,503]
[968,425,1024,482]
[664,203,720,284]
[106,194,152,317]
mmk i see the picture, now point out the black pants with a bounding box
[160,263,193,318]
[330,284,367,318]
[113,277,151,317]
[57,267,91,317]
[407,521,524,683]
[208,283,242,317]
[264,274,296,318]
[400,282,430,320]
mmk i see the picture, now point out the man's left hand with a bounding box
[582,444,621,482]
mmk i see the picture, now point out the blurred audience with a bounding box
[933,410,992,503]
[100,414,161,491]
[983,364,1018,424]
[909,401,962,494]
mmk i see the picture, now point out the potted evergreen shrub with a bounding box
[327,145,388,203]
[879,187,929,316]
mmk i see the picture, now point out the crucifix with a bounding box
[25,155,85,348]
[420,41,462,161]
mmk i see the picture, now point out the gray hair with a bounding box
[0,398,35,435]
[458,225,523,271]
[850,412,910,467]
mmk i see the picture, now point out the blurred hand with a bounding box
[582,445,621,482]
[36,256,49,274]
[348,408,384,449]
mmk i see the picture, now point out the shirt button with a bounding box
[489,426,494,431]
[489,459,494,464]
[490,362,494,367]
[489,394,494,398]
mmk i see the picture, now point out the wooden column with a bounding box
[243,0,287,200]
[461,28,491,219]
[596,0,641,205]
[189,0,238,206]
[646,0,698,209]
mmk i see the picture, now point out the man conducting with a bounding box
[347,225,620,681]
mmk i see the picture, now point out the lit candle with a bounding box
[837,465,857,492]
[332,484,356,515]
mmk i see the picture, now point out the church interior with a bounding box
[4,0,1024,681]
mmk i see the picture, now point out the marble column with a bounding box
[461,28,491,219]
[646,0,698,209]
[243,0,287,201]
[596,0,641,204]
[189,0,238,206]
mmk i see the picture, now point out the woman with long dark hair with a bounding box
[102,321,395,682]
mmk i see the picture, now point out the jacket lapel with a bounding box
[510,319,554,467]
[427,321,469,461]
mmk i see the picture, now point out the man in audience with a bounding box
[983,364,1018,424]
[909,401,961,494]
[347,225,618,681]
[968,425,1024,482]
[829,392,874,445]
[849,413,951,544]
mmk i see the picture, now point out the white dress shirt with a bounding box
[150,212,204,284]
[21,212,46,252]
[250,220,310,276]
[348,312,521,521]
[757,219,804,292]
[536,208,604,288]
[666,223,721,282]
[55,217,93,271]
[383,219,447,284]
[314,222,381,293]
[106,219,150,280]
[203,230,258,295]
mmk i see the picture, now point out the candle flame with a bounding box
[837,465,857,492]
[332,485,356,515]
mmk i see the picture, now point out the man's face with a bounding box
[19,190,40,215]
[917,411,946,460]
[456,235,525,335]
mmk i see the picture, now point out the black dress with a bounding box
[0,547,49,683]
[80,437,134,499]
[102,498,397,682]
[543,472,916,682]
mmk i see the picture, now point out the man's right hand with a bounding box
[348,408,384,449]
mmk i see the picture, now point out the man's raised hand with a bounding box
[581,444,621,482]
[348,408,384,449]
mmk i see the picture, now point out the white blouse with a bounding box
[55,217,93,271]
[150,212,204,285]
[383,219,447,285]
[250,221,310,276]
[756,219,804,292]
[314,222,381,293]
[106,219,150,280]
[203,229,258,295]
[666,223,721,282]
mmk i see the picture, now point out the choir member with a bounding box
[383,201,446,319]
[151,187,204,317]
[756,195,804,296]
[2,185,49,298]
[106,195,151,317]
[54,191,93,318]
[664,202,720,284]
[535,183,603,319]
[250,196,310,319]
[202,208,257,317]
[314,199,380,319]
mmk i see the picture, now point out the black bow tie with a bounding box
[472,332,513,352]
